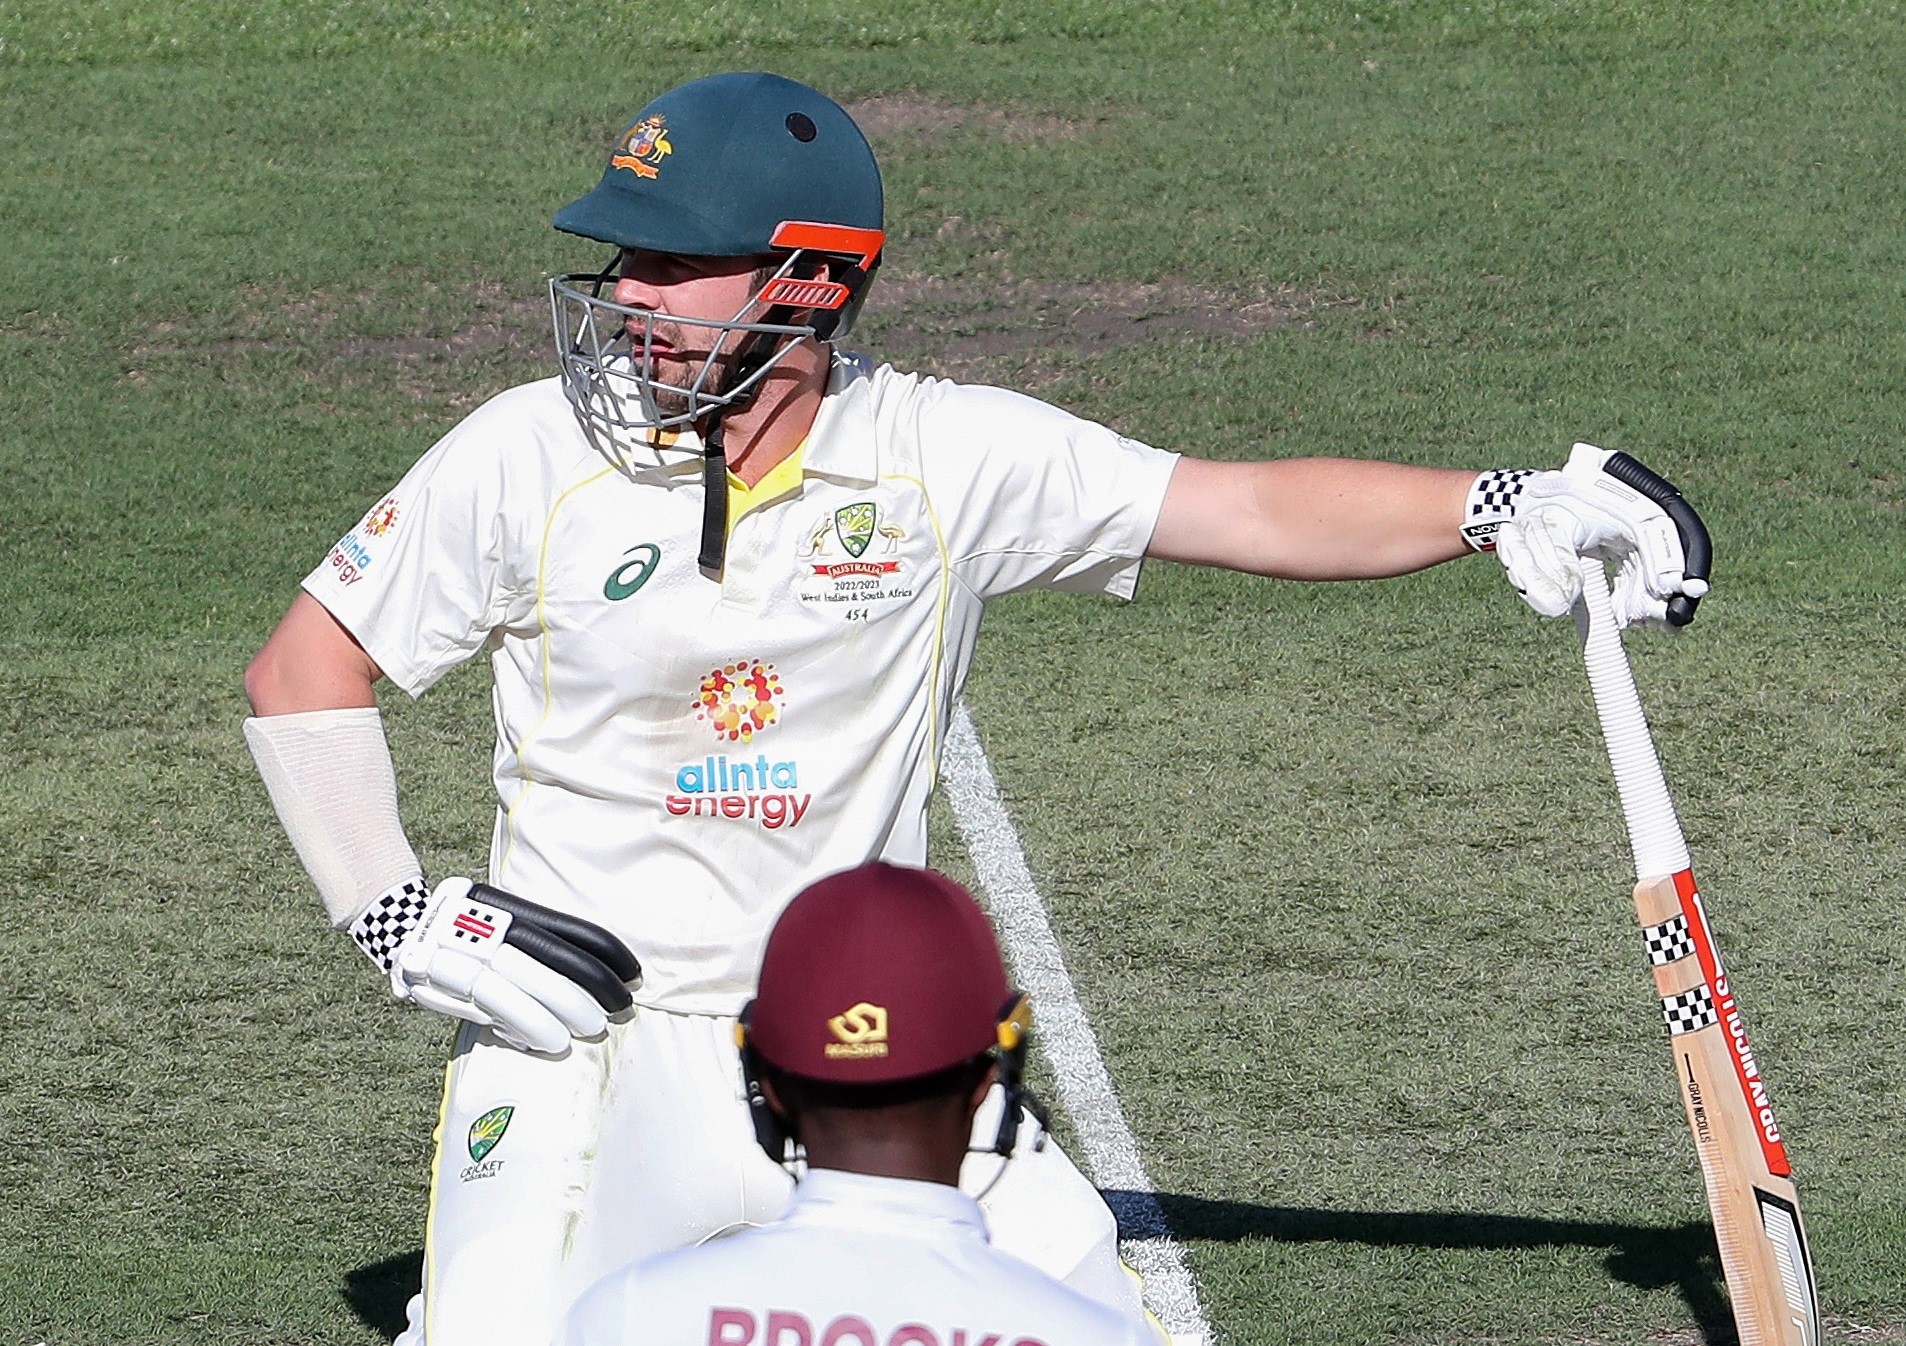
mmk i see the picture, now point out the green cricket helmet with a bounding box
[549,72,885,437]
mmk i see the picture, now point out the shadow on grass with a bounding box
[1122,1190,1736,1345]
[341,1201,1736,1345]
[344,1249,421,1342]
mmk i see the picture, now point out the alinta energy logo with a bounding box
[667,660,812,830]
[323,497,399,588]
[361,496,400,537]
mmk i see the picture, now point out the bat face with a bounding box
[1636,871,1820,1346]
[1571,492,1815,1346]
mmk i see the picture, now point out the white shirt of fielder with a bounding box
[559,1168,1167,1346]
[303,350,1177,1014]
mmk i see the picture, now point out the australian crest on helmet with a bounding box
[610,115,672,179]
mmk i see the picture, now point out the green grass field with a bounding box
[3,3,1903,1343]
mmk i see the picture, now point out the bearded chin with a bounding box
[645,343,740,422]
[647,383,693,418]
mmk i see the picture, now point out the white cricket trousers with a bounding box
[398,1006,1139,1346]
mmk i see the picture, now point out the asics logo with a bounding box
[604,543,661,600]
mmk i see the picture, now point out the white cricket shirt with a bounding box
[557,1168,1166,1346]
[304,352,1177,1013]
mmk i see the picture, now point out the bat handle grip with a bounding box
[1602,451,1712,627]
[1574,559,1691,878]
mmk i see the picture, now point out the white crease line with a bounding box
[944,703,1213,1346]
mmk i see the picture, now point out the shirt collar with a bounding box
[796,349,878,486]
[726,441,808,532]
[624,349,876,488]
[783,1168,989,1241]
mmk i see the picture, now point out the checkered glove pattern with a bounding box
[1643,914,1697,967]
[1490,443,1708,627]
[367,877,640,1055]
[1460,469,1537,552]
[1660,984,1719,1035]
[348,878,431,973]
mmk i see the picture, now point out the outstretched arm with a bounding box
[1146,455,1475,579]
[1148,446,1708,631]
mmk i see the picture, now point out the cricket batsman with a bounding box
[242,71,1709,1345]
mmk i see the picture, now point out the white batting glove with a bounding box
[349,877,641,1054]
[1465,443,1711,628]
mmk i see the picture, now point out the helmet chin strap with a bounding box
[695,326,788,577]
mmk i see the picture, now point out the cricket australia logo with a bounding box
[835,502,876,558]
[611,115,673,179]
[468,1106,513,1161]
[460,1105,514,1184]
[797,500,915,610]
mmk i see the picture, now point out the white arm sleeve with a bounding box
[243,706,424,928]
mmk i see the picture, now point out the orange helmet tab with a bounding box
[770,220,884,267]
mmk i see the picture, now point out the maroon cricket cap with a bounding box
[749,862,1013,1084]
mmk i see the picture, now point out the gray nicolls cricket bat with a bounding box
[1572,451,1819,1346]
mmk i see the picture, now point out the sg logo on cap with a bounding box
[825,1001,890,1059]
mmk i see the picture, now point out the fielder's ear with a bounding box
[967,1059,1000,1114]
[758,1070,790,1119]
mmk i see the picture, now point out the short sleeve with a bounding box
[301,394,541,695]
[912,381,1179,601]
